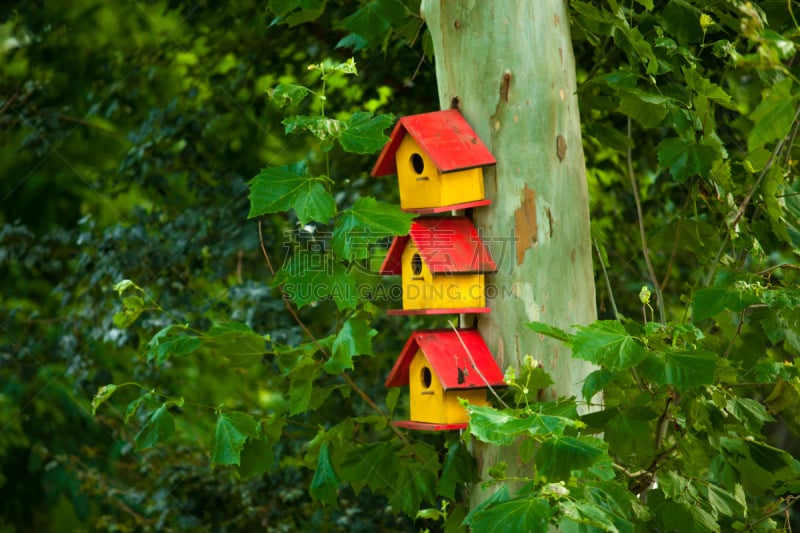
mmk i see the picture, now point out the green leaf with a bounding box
[309,442,340,508]
[205,322,267,367]
[332,197,414,259]
[336,0,407,51]
[639,349,717,389]
[239,438,274,480]
[113,279,142,296]
[467,404,577,446]
[559,500,620,533]
[288,358,321,415]
[124,395,147,424]
[277,255,354,309]
[268,0,325,27]
[248,164,335,224]
[617,89,670,128]
[135,404,175,450]
[339,441,396,493]
[581,368,615,402]
[468,495,551,533]
[338,112,393,154]
[748,78,798,151]
[91,384,117,415]
[535,435,607,481]
[324,318,377,374]
[683,67,735,110]
[211,411,259,466]
[149,335,201,365]
[572,321,646,369]
[282,115,344,149]
[438,442,473,500]
[527,321,573,343]
[692,287,762,321]
[270,83,310,107]
[389,443,439,516]
[657,138,718,183]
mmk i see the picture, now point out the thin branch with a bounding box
[704,105,800,286]
[257,220,416,449]
[448,320,510,409]
[627,118,666,324]
[594,238,620,319]
[0,84,20,115]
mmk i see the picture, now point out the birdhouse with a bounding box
[385,329,506,430]
[379,216,497,314]
[371,109,496,213]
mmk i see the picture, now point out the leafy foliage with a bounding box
[4,0,800,531]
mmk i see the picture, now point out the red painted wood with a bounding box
[385,329,506,390]
[378,216,497,275]
[371,109,496,177]
[393,420,467,431]
[387,307,490,315]
[404,198,491,214]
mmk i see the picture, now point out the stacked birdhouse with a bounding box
[372,109,506,431]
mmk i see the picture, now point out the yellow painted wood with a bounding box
[408,349,488,424]
[400,241,486,310]
[395,135,485,210]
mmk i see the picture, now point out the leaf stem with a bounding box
[627,118,666,324]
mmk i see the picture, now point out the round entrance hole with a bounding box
[410,153,425,174]
[420,366,432,389]
[411,253,423,276]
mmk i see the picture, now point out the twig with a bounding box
[0,84,20,115]
[257,220,416,449]
[594,238,620,319]
[448,320,510,409]
[704,106,800,286]
[627,118,666,324]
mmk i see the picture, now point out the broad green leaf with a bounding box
[683,67,735,109]
[268,0,325,27]
[336,0,407,51]
[468,495,550,533]
[338,112,393,154]
[149,335,201,365]
[324,317,376,374]
[270,83,310,107]
[572,321,646,369]
[91,384,117,415]
[692,287,761,321]
[277,255,354,309]
[748,78,798,151]
[288,358,320,415]
[581,368,615,402]
[332,197,414,260]
[605,407,659,463]
[616,89,669,128]
[205,323,266,367]
[248,164,335,224]
[657,138,718,183]
[389,443,439,516]
[639,349,717,389]
[438,442,473,500]
[135,404,175,450]
[527,321,573,343]
[211,411,259,466]
[339,441,396,493]
[765,378,800,414]
[726,397,773,432]
[113,279,142,296]
[559,500,620,533]
[613,26,658,75]
[467,404,576,446]
[309,442,339,508]
[661,0,704,44]
[634,0,653,9]
[125,395,147,424]
[282,115,344,149]
[239,438,274,480]
[535,435,606,481]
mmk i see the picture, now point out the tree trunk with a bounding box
[420,0,597,507]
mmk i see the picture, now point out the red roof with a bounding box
[379,216,497,275]
[385,329,506,390]
[371,109,496,177]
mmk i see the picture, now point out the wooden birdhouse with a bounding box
[371,109,496,213]
[385,329,505,430]
[379,216,497,315]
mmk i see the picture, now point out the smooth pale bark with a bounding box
[420,0,597,506]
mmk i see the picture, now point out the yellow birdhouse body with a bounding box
[394,135,486,211]
[371,109,496,213]
[380,216,497,315]
[385,329,506,430]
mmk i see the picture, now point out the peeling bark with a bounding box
[421,0,597,508]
